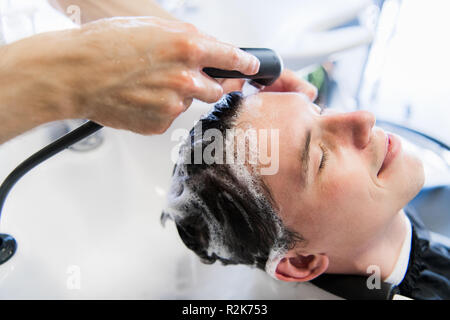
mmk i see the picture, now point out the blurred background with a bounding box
[0,0,448,299]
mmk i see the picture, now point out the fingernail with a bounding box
[251,56,260,74]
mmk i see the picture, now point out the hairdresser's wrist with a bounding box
[0,33,73,135]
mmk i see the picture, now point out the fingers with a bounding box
[192,73,224,103]
[219,79,246,93]
[134,19,259,79]
[262,69,318,101]
[123,16,253,74]
[111,68,225,134]
[98,87,189,135]
[143,68,224,104]
[198,38,260,76]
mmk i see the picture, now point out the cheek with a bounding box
[311,167,385,244]
[319,166,373,213]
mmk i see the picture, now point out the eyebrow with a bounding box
[300,129,312,188]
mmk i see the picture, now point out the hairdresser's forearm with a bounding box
[0,78,56,145]
[0,35,71,144]
[0,90,44,145]
[49,0,176,24]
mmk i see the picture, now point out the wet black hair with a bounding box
[161,92,303,271]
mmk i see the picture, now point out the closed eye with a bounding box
[319,143,328,171]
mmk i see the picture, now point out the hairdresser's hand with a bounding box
[0,17,259,141]
[221,69,318,101]
[68,17,260,134]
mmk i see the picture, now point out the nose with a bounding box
[322,110,376,149]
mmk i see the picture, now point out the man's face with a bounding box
[237,92,424,257]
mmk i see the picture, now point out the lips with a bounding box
[377,132,401,177]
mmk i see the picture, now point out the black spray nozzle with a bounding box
[203,48,283,87]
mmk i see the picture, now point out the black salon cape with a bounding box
[399,204,450,300]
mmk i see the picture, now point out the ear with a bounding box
[274,252,329,282]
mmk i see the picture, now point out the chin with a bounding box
[404,151,425,201]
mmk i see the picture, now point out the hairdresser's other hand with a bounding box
[220,69,318,101]
[1,16,259,137]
